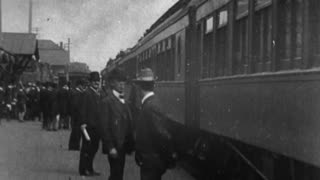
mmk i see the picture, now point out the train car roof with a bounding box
[109,0,230,68]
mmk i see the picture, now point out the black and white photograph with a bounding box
[0,0,320,179]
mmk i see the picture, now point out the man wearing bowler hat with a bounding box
[79,72,102,176]
[133,68,177,180]
[99,68,134,180]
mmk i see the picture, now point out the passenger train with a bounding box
[104,0,320,179]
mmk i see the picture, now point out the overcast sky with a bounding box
[2,0,178,71]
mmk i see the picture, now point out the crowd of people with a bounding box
[0,81,73,130]
[0,68,179,180]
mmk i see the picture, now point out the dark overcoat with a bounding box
[68,87,84,151]
[70,88,83,121]
[135,95,175,168]
[80,87,102,129]
[57,88,70,116]
[100,91,134,154]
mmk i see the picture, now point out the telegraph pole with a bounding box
[28,0,33,33]
[0,0,2,33]
[68,38,71,62]
[66,38,71,81]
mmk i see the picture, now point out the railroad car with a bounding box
[105,0,320,179]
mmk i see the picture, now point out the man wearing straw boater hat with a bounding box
[133,68,177,180]
[99,68,134,180]
[78,71,101,177]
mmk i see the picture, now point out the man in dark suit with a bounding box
[68,79,85,151]
[134,68,177,180]
[41,82,57,130]
[100,68,134,180]
[79,72,102,176]
[49,83,59,131]
[40,82,49,129]
[57,83,70,129]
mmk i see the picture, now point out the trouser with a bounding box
[79,128,100,173]
[138,153,166,180]
[48,115,58,130]
[68,118,81,150]
[108,149,126,180]
[42,114,48,129]
[59,114,70,129]
[18,112,25,121]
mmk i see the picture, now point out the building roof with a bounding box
[69,62,90,73]
[38,39,62,50]
[38,39,69,65]
[0,32,37,55]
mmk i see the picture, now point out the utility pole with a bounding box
[28,0,33,33]
[0,0,2,33]
[66,38,71,81]
[32,27,40,37]
[67,38,71,63]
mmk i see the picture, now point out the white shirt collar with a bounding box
[112,90,125,104]
[141,92,154,104]
[76,87,82,92]
[90,86,99,95]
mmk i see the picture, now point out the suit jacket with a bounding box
[70,88,83,122]
[41,89,58,117]
[100,90,134,154]
[80,87,102,129]
[57,88,70,116]
[135,95,175,158]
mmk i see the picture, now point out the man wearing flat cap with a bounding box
[134,68,177,180]
[99,68,134,180]
[78,72,102,176]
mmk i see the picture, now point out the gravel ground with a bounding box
[0,120,194,180]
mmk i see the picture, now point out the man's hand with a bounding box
[109,148,118,158]
[80,124,91,141]
[80,124,87,129]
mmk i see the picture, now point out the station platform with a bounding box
[0,120,195,180]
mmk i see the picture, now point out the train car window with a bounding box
[177,36,182,74]
[234,17,248,75]
[163,39,168,80]
[153,46,156,56]
[167,38,172,50]
[149,49,151,58]
[157,43,161,54]
[162,41,166,52]
[146,50,149,60]
[157,42,163,81]
[252,6,272,72]
[276,0,299,70]
[216,9,228,76]
[290,0,303,68]
[146,50,149,59]
[203,17,214,78]
[236,0,248,19]
[218,10,228,28]
[255,0,272,10]
[205,16,213,34]
[168,36,175,81]
[309,0,320,67]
